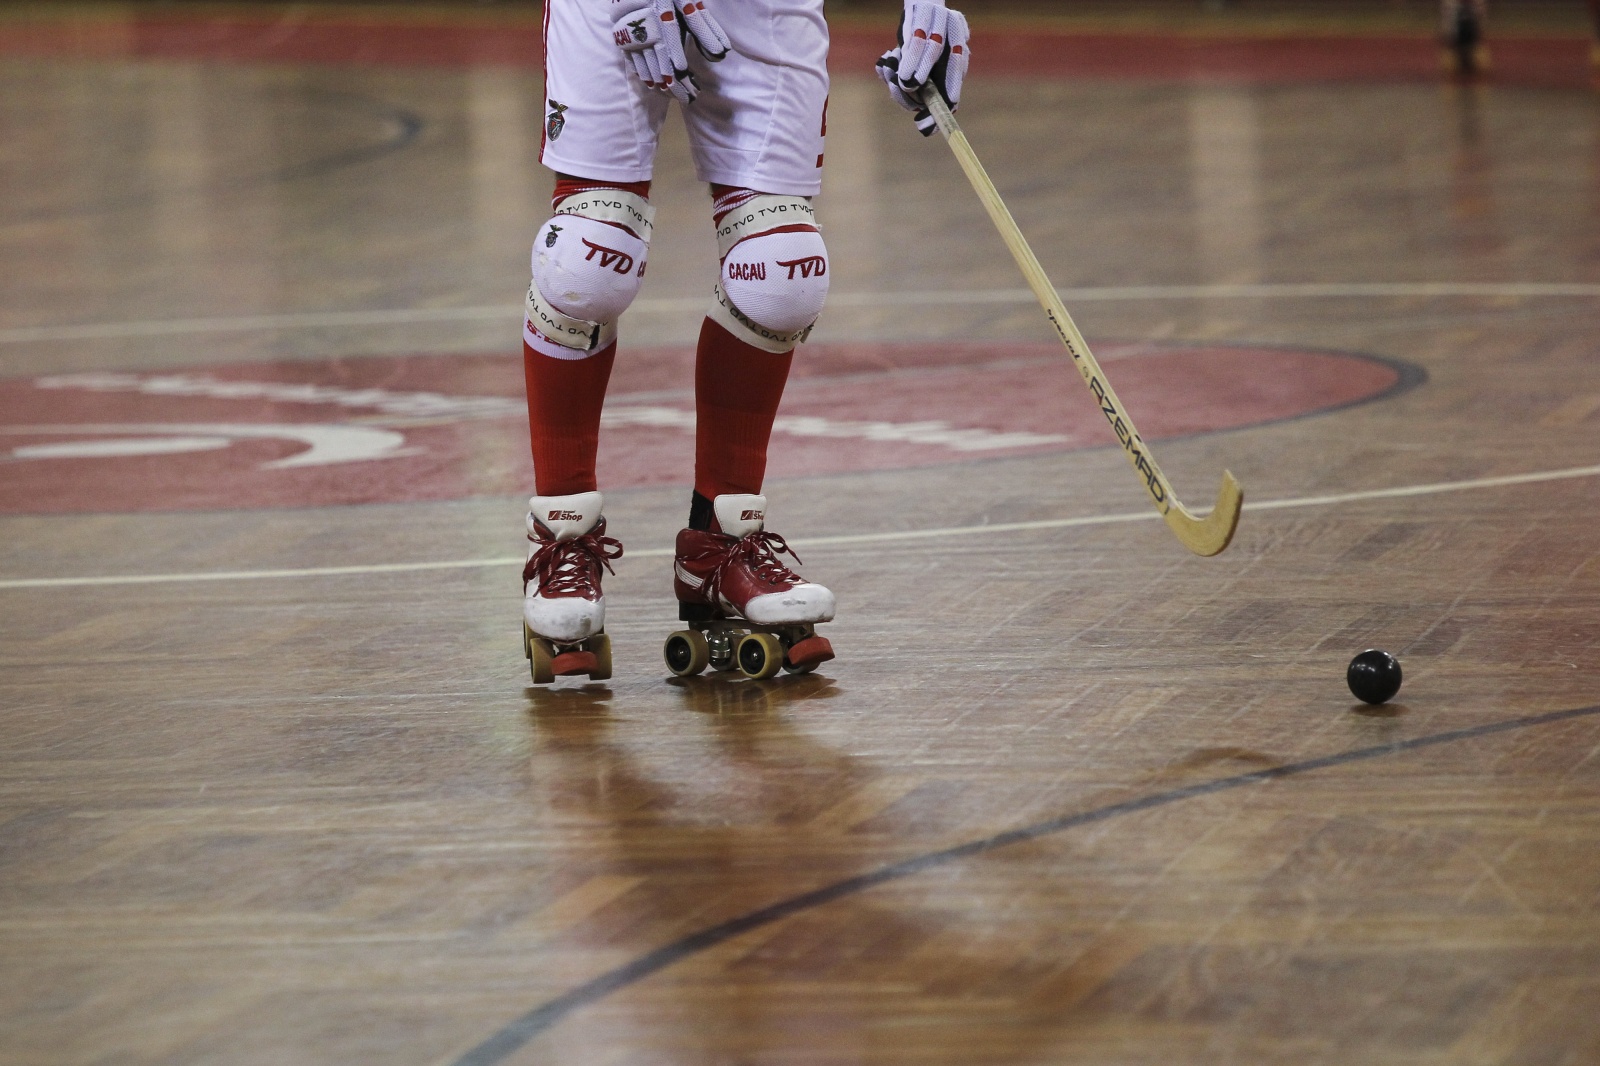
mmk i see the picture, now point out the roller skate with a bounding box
[522,490,623,684]
[663,493,836,680]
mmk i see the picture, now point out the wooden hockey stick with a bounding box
[921,91,1242,557]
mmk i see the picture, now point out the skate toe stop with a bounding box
[551,650,600,676]
[786,635,835,670]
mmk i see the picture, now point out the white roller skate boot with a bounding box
[663,493,835,680]
[523,490,622,684]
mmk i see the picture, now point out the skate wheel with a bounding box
[664,630,710,677]
[523,622,534,660]
[783,635,834,674]
[737,632,784,680]
[529,636,555,685]
[589,633,612,682]
[551,650,599,676]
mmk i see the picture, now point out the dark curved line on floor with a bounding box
[0,89,423,225]
[771,341,1428,438]
[451,703,1600,1066]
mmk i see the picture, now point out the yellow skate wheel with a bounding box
[736,633,784,680]
[523,622,534,659]
[589,633,613,682]
[664,630,710,677]
[529,636,555,685]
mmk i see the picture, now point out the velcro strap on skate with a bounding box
[554,190,656,240]
[525,281,617,353]
[709,281,813,354]
[715,195,818,260]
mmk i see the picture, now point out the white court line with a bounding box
[2,283,1597,344]
[4,462,1599,591]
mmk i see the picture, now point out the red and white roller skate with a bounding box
[663,493,836,680]
[523,490,623,684]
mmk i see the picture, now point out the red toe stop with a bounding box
[785,636,834,670]
[551,650,599,676]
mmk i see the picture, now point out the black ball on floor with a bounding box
[1347,649,1403,704]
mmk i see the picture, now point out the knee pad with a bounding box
[709,195,829,354]
[526,189,654,355]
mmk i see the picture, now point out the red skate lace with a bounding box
[523,530,623,596]
[707,530,804,604]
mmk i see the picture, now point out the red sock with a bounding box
[694,317,793,499]
[523,339,616,496]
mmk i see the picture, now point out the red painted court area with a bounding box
[0,9,1594,88]
[0,342,1406,514]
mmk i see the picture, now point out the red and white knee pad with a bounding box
[526,187,655,358]
[710,192,829,353]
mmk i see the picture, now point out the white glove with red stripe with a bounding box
[611,0,731,106]
[876,0,970,135]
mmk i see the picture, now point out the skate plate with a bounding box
[524,623,612,684]
[663,617,834,680]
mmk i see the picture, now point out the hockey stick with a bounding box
[922,90,1243,557]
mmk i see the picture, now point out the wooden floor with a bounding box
[5,4,1600,1064]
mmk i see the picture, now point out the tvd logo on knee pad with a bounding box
[777,255,826,280]
[532,214,648,326]
[580,237,640,276]
[720,227,830,335]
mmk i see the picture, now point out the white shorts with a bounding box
[540,0,829,196]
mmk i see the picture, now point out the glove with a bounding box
[612,0,731,106]
[876,1,970,136]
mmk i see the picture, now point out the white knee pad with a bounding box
[709,195,829,354]
[525,190,654,356]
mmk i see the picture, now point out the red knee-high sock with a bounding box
[524,340,616,496]
[694,317,793,500]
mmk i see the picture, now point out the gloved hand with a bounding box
[612,0,731,105]
[876,0,970,135]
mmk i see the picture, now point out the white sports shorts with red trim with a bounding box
[540,0,829,196]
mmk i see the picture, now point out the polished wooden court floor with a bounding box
[4,3,1600,1063]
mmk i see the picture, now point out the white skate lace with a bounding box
[523,529,623,597]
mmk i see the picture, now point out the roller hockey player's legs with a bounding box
[1590,0,1600,68]
[1440,0,1489,77]
[520,176,652,682]
[664,189,836,679]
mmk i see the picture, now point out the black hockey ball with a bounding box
[1347,649,1402,705]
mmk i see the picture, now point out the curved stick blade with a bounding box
[1164,470,1243,557]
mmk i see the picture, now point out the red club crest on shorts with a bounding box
[545,99,568,141]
